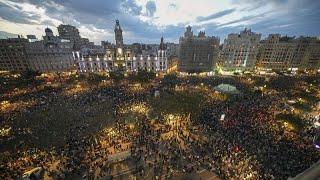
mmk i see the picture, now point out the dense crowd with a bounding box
[0,74,319,179]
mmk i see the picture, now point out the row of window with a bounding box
[80,62,166,67]
[78,66,165,72]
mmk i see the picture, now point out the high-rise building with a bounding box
[178,26,220,72]
[114,20,123,48]
[222,28,261,70]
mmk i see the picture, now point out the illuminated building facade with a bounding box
[178,26,220,72]
[222,28,261,70]
[74,20,168,73]
[0,28,74,73]
[257,34,320,70]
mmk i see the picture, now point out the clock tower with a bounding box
[114,20,123,48]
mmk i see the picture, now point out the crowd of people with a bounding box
[0,74,319,179]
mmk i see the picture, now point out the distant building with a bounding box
[130,43,159,56]
[26,28,74,72]
[0,31,19,39]
[80,45,105,56]
[258,34,296,70]
[0,37,29,72]
[0,28,74,73]
[74,20,168,73]
[178,26,220,72]
[222,28,261,70]
[26,35,38,42]
[57,24,93,50]
[292,37,320,69]
[101,41,112,50]
[166,43,179,58]
[257,34,320,70]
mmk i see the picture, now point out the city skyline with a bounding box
[0,0,320,44]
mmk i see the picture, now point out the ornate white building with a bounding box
[74,20,168,73]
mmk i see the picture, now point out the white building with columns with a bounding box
[74,46,167,73]
[74,20,168,73]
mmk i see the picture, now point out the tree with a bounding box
[109,71,124,83]
[129,70,156,83]
[87,73,105,84]
[162,73,180,88]
[20,69,41,80]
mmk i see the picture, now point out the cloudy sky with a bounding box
[0,0,319,44]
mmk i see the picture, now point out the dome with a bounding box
[45,27,53,33]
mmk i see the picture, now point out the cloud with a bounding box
[121,0,143,16]
[168,3,177,10]
[0,0,319,44]
[196,9,236,22]
[219,12,270,27]
[146,1,156,16]
[0,1,41,24]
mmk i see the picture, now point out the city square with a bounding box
[0,0,320,179]
[1,71,319,179]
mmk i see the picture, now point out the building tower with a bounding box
[114,20,123,48]
[158,37,167,71]
[160,36,166,51]
[43,27,59,46]
[184,26,193,38]
[45,27,54,37]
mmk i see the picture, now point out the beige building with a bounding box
[291,37,320,69]
[222,28,261,70]
[179,26,220,72]
[258,34,320,70]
